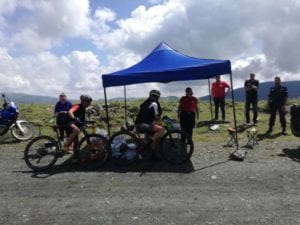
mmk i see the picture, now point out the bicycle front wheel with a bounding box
[109,131,139,166]
[78,134,109,169]
[24,136,59,171]
[159,130,194,165]
[11,121,34,141]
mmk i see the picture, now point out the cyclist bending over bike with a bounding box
[135,90,165,154]
[63,95,92,162]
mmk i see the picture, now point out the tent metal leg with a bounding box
[104,88,110,138]
[229,73,239,149]
[208,78,213,120]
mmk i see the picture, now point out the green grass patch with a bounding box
[18,99,300,143]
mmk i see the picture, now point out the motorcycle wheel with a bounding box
[11,121,34,141]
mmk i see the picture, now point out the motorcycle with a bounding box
[0,93,33,141]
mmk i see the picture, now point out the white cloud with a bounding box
[1,0,300,99]
[3,0,91,53]
[0,48,31,92]
[89,0,300,99]
[0,0,17,14]
[0,47,104,99]
[65,51,102,91]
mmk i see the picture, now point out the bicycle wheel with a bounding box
[159,130,194,165]
[24,136,59,171]
[11,121,34,141]
[109,131,139,166]
[78,134,109,169]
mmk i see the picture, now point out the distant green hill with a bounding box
[200,80,300,102]
[2,80,299,104]
[2,93,58,104]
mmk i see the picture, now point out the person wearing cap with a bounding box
[63,94,92,161]
[178,87,199,140]
[211,75,230,121]
[54,92,72,141]
[135,89,165,155]
[244,73,259,125]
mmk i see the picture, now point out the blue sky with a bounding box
[0,0,300,99]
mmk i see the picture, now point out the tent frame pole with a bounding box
[229,73,239,149]
[208,78,213,120]
[124,86,127,124]
[104,87,111,138]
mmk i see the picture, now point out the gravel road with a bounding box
[0,133,300,225]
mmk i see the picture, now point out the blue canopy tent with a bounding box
[102,42,238,148]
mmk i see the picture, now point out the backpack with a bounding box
[135,100,153,124]
[229,150,247,161]
[290,105,300,137]
[135,98,161,124]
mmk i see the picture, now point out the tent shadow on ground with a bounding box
[193,160,230,172]
[16,158,195,179]
[282,147,300,162]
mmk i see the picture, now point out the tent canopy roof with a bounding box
[102,42,231,88]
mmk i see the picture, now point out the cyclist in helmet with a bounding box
[63,94,92,162]
[135,89,165,153]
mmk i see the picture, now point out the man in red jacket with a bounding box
[211,75,230,121]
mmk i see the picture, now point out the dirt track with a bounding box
[1,133,300,225]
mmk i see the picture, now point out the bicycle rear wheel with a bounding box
[24,136,59,171]
[109,131,139,166]
[159,130,194,165]
[78,134,109,169]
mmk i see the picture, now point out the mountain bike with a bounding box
[24,121,109,171]
[109,111,194,166]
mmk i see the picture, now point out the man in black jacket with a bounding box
[244,73,259,125]
[267,77,288,135]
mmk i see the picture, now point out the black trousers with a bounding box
[245,98,258,123]
[180,111,196,140]
[269,105,286,129]
[213,97,225,120]
[56,113,68,140]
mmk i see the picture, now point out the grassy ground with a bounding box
[18,99,300,144]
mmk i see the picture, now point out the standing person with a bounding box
[64,95,92,161]
[211,75,230,121]
[267,77,288,135]
[135,90,165,153]
[178,87,199,140]
[244,73,259,125]
[54,92,72,141]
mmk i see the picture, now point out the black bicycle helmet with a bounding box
[80,94,92,103]
[149,89,161,98]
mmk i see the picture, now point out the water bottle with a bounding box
[127,143,137,150]
[111,143,121,157]
[125,149,136,160]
